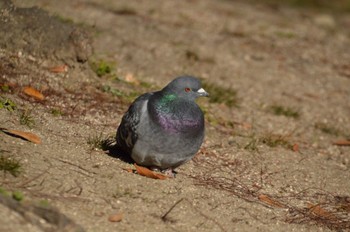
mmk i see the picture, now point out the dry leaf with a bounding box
[23,87,44,100]
[258,194,285,208]
[292,143,299,152]
[333,140,350,146]
[307,203,336,220]
[125,73,140,85]
[1,128,41,144]
[134,163,169,180]
[108,212,123,222]
[49,65,68,73]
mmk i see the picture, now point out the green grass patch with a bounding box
[50,108,64,117]
[204,110,235,129]
[87,133,114,151]
[269,105,300,119]
[12,191,24,201]
[243,133,293,151]
[140,81,154,89]
[0,155,21,177]
[0,97,16,112]
[244,137,260,151]
[19,109,35,128]
[90,60,114,77]
[202,81,238,107]
[1,84,10,92]
[54,15,74,24]
[260,134,293,149]
[102,85,125,97]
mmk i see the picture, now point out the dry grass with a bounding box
[191,148,350,231]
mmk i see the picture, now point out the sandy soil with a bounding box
[1,0,350,231]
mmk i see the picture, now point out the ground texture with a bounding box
[0,0,350,231]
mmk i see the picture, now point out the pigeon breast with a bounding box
[148,92,204,135]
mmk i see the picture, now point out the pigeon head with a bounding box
[161,76,209,101]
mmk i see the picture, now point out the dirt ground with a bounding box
[1,0,350,231]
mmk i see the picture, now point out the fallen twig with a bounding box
[161,198,184,221]
[161,198,227,232]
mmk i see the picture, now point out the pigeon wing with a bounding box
[116,93,152,154]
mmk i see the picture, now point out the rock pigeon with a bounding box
[116,76,209,175]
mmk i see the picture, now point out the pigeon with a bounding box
[116,76,209,175]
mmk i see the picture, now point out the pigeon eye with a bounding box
[185,87,191,92]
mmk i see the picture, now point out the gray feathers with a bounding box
[116,93,151,154]
[116,76,208,170]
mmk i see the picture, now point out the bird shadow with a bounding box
[102,139,134,164]
[102,139,179,177]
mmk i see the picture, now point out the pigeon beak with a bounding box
[197,88,209,97]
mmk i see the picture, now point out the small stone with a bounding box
[108,212,123,222]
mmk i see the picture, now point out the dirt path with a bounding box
[1,0,350,231]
